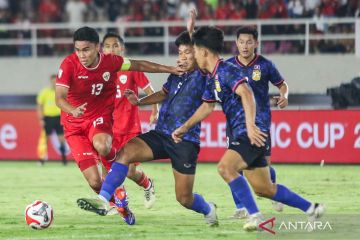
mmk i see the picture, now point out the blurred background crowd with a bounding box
[0,0,358,56]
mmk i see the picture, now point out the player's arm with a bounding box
[55,86,87,118]
[235,83,267,147]
[120,58,183,75]
[273,81,289,109]
[143,85,159,124]
[124,89,167,106]
[172,102,215,143]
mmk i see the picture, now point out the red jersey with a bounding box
[56,52,124,125]
[113,71,150,135]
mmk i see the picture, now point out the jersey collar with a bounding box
[210,58,223,78]
[235,54,259,67]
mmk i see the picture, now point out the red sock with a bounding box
[136,171,150,189]
[104,147,117,161]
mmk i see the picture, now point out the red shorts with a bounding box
[101,132,140,171]
[64,115,113,171]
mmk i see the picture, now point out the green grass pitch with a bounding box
[0,161,359,240]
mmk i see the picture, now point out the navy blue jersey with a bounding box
[202,59,266,139]
[226,55,284,131]
[155,69,208,144]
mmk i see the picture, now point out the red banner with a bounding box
[0,109,359,163]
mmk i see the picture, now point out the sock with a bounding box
[190,193,211,215]
[104,147,116,161]
[272,184,312,212]
[270,166,276,183]
[231,188,245,209]
[59,143,67,163]
[99,162,128,201]
[136,171,151,189]
[229,176,259,215]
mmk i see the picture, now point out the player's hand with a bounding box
[273,95,288,109]
[170,66,185,75]
[187,8,197,36]
[71,102,87,117]
[172,125,189,143]
[247,125,267,147]
[124,89,140,105]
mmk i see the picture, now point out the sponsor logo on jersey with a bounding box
[252,65,261,81]
[119,74,127,84]
[78,75,88,79]
[102,71,110,81]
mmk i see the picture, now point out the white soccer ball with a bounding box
[25,200,53,230]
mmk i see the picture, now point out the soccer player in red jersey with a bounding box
[101,32,157,209]
[55,26,180,224]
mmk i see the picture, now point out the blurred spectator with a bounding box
[37,0,61,23]
[65,0,87,24]
[178,0,196,20]
[245,0,258,19]
[288,0,305,18]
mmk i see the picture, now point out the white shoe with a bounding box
[271,200,284,212]
[306,203,326,232]
[229,208,248,219]
[204,202,219,227]
[106,202,118,216]
[144,179,156,209]
[243,213,264,232]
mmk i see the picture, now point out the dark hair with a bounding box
[175,31,192,47]
[192,26,224,54]
[236,26,258,41]
[102,32,125,45]
[73,26,99,43]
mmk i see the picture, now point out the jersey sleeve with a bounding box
[111,55,125,72]
[268,61,284,86]
[162,74,174,94]
[56,58,74,88]
[134,72,151,89]
[225,69,248,93]
[202,79,216,102]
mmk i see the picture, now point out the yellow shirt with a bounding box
[36,87,61,117]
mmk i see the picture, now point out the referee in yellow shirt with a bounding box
[37,74,67,165]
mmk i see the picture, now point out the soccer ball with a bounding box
[25,200,53,230]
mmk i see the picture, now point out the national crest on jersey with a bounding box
[102,71,110,81]
[226,55,285,131]
[119,74,127,84]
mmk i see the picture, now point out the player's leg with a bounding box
[168,137,218,226]
[54,116,67,165]
[245,166,325,223]
[120,133,155,209]
[77,130,163,215]
[266,156,284,212]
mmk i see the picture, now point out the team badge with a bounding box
[252,65,261,81]
[214,74,221,92]
[119,74,127,84]
[102,71,110,81]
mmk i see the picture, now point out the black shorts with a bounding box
[228,134,269,169]
[137,130,200,174]
[44,116,64,135]
[227,130,271,157]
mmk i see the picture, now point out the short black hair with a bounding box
[175,31,192,47]
[236,26,258,41]
[192,26,224,54]
[102,32,125,45]
[73,26,99,43]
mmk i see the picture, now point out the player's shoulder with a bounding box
[256,54,274,65]
[225,56,237,64]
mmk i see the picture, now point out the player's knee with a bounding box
[217,162,236,182]
[94,143,111,156]
[176,193,192,208]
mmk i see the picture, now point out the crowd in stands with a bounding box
[0,0,358,56]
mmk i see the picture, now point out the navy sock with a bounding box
[272,184,311,212]
[270,166,276,183]
[231,188,245,209]
[99,162,128,201]
[229,176,259,215]
[190,193,211,215]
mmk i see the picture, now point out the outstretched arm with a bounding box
[125,89,167,106]
[143,85,160,124]
[172,102,215,143]
[127,59,183,75]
